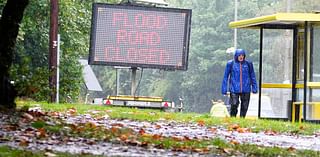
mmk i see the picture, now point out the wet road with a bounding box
[1,112,320,156]
[66,114,320,151]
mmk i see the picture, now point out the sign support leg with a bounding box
[131,67,137,96]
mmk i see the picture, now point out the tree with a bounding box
[0,0,29,109]
[9,0,120,103]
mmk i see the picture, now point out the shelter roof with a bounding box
[229,13,320,28]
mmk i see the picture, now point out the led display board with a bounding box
[89,3,192,70]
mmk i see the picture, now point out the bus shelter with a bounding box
[229,13,320,122]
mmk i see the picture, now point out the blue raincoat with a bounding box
[221,49,258,95]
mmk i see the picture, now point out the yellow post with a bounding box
[292,103,296,123]
[299,104,303,123]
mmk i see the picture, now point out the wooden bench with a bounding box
[292,102,320,123]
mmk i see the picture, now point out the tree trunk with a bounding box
[0,0,29,109]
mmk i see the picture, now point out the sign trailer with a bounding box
[89,3,191,111]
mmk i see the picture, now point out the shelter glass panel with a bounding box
[261,29,293,118]
[306,25,320,120]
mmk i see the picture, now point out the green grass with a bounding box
[235,143,320,157]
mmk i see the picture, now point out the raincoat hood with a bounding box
[234,49,246,62]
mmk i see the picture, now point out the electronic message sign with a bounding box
[89,3,192,70]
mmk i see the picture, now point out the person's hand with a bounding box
[222,92,230,96]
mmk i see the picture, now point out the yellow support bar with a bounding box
[107,95,163,102]
[262,82,320,89]
[307,82,320,88]
[261,83,292,88]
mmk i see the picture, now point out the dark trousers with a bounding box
[229,93,251,117]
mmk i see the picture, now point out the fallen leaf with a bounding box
[154,124,161,129]
[22,113,34,120]
[85,140,96,145]
[192,147,209,153]
[67,108,77,115]
[197,120,205,126]
[209,127,217,133]
[172,146,188,152]
[3,124,18,131]
[237,127,251,133]
[86,122,97,129]
[228,124,240,130]
[287,146,296,152]
[192,148,203,152]
[264,129,278,136]
[125,139,139,146]
[152,134,162,140]
[172,136,183,141]
[111,123,124,127]
[140,141,149,147]
[37,128,47,138]
[299,125,305,130]
[111,127,119,133]
[28,110,46,117]
[69,124,78,131]
[222,148,233,154]
[19,139,29,147]
[120,134,128,141]
[48,111,60,117]
[230,139,240,145]
[139,128,145,135]
[183,136,191,141]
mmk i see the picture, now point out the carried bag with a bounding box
[223,95,231,113]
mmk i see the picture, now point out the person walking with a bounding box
[221,49,257,118]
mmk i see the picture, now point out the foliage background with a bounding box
[1,0,320,112]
